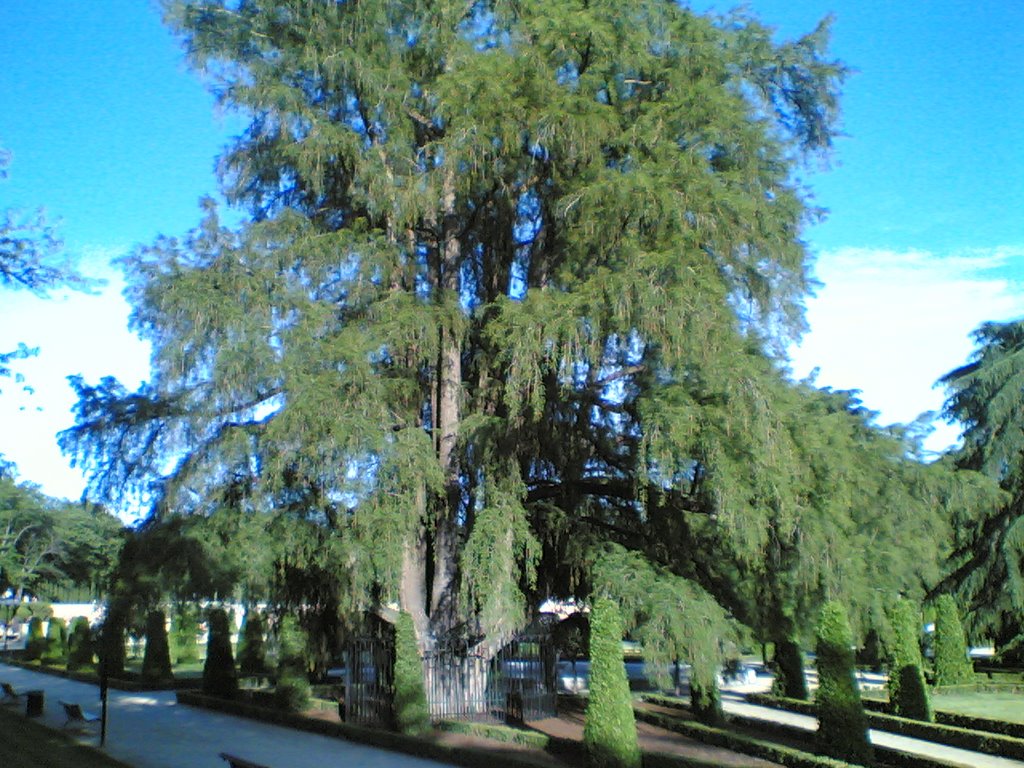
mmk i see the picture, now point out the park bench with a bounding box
[59,700,101,729]
[219,753,271,768]
[1,681,24,705]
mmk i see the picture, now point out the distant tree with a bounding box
[888,599,932,721]
[142,610,173,682]
[202,607,237,698]
[934,595,974,686]
[584,597,640,768]
[815,601,872,766]
[273,615,310,713]
[393,612,430,735]
[66,616,93,671]
[237,609,268,677]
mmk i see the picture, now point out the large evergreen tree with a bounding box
[61,2,954,703]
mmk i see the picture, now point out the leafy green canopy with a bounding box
[60,0,858,649]
[937,320,1024,638]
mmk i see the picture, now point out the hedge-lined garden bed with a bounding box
[2,656,203,692]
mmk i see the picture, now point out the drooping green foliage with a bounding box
[237,609,268,676]
[41,617,66,665]
[937,320,1024,639]
[815,602,872,766]
[934,594,974,686]
[593,544,728,725]
[887,598,931,722]
[202,607,237,698]
[58,0,851,662]
[142,610,173,682]
[25,616,45,661]
[584,597,640,768]
[273,615,310,713]
[393,611,430,735]
[67,616,93,671]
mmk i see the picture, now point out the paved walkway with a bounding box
[722,694,1024,768]
[0,663,455,768]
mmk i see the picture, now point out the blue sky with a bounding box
[1,0,1022,504]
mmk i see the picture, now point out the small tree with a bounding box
[41,617,67,665]
[888,598,931,721]
[202,607,237,698]
[934,595,974,687]
[237,610,268,677]
[171,605,199,664]
[25,616,45,661]
[584,597,641,768]
[393,612,430,735]
[815,601,872,766]
[66,616,93,671]
[274,615,310,712]
[141,610,173,682]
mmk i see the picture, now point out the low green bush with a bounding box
[437,719,551,748]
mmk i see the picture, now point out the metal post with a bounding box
[100,665,109,747]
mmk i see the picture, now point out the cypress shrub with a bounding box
[858,628,883,673]
[584,597,641,768]
[25,617,45,661]
[934,595,974,686]
[888,598,932,721]
[171,606,200,664]
[67,616,94,671]
[815,601,873,766]
[772,638,809,700]
[393,611,430,735]
[99,599,128,678]
[202,607,238,698]
[142,610,173,682]
[689,657,724,726]
[274,615,310,712]
[237,610,268,676]
[42,617,67,665]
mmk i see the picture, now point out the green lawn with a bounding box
[0,706,131,768]
[932,691,1024,724]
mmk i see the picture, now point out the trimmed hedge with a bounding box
[933,595,973,687]
[202,607,238,698]
[42,617,67,665]
[584,597,641,768]
[887,599,931,721]
[437,719,552,748]
[815,602,872,765]
[141,610,173,683]
[67,616,94,671]
[237,610,268,676]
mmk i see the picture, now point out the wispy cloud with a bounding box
[790,246,1024,451]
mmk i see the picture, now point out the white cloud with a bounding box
[790,246,1024,453]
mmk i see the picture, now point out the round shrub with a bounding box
[888,598,931,721]
[25,617,45,661]
[274,615,310,712]
[934,595,974,687]
[237,610,268,676]
[142,610,173,682]
[584,597,640,768]
[202,607,238,698]
[393,611,430,735]
[67,616,94,671]
[815,601,872,766]
[42,617,67,665]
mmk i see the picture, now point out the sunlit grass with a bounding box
[932,691,1024,724]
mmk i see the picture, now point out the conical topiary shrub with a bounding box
[171,605,200,665]
[815,601,873,766]
[772,637,809,700]
[237,610,268,677]
[584,597,641,768]
[142,610,173,682]
[99,599,128,679]
[274,615,310,712]
[42,617,67,665]
[25,617,45,661]
[934,595,974,687]
[888,598,931,721]
[67,616,94,671]
[202,607,238,698]
[393,611,430,734]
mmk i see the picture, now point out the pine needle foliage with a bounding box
[142,610,173,682]
[933,594,974,687]
[584,597,640,768]
[393,611,431,735]
[814,601,872,766]
[202,607,238,698]
[887,599,931,722]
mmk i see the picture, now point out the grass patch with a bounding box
[932,691,1024,724]
[0,705,131,768]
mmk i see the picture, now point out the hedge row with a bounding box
[747,692,1024,759]
[2,656,201,691]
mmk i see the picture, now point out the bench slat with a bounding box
[219,752,271,768]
